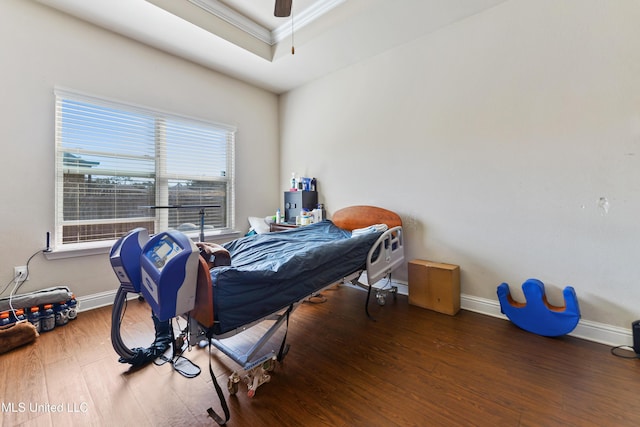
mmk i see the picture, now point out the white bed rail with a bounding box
[366,226,404,285]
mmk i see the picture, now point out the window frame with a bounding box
[53,88,236,254]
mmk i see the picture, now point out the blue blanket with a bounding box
[211,220,382,334]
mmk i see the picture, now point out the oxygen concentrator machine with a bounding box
[109,227,149,293]
[139,231,200,321]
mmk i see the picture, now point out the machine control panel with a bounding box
[140,231,199,321]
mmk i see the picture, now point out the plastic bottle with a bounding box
[0,311,12,327]
[276,208,282,224]
[14,308,26,322]
[41,304,56,332]
[55,301,69,326]
[311,208,321,223]
[317,203,326,221]
[28,306,41,332]
[300,209,311,225]
[290,173,296,191]
[67,295,78,320]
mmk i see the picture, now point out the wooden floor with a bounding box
[2,284,640,427]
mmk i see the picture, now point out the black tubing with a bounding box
[111,286,136,360]
[110,286,172,366]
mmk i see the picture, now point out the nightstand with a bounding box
[284,190,317,223]
[269,222,299,232]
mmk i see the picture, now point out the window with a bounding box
[54,89,235,248]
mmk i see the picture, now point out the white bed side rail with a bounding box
[366,226,404,285]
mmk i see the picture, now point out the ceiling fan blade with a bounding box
[274,0,292,17]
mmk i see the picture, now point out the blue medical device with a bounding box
[140,231,200,321]
[497,278,581,337]
[109,228,149,293]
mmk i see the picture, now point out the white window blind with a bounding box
[54,90,235,247]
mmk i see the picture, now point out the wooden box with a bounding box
[408,260,460,315]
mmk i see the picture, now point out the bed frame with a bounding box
[332,205,405,307]
[188,205,405,410]
[191,205,404,327]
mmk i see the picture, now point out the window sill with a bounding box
[43,229,243,260]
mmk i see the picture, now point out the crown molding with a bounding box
[189,0,345,46]
[272,0,346,43]
[189,0,272,44]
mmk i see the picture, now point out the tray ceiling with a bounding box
[35,0,508,94]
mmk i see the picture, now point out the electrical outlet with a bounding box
[14,266,28,284]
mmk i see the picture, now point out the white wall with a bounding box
[280,0,640,329]
[0,0,279,298]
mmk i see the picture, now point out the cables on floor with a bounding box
[111,288,200,377]
[610,345,640,359]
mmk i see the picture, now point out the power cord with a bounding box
[1,249,44,321]
[610,345,640,359]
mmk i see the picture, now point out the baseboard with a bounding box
[78,284,632,348]
[460,294,632,348]
[363,273,632,348]
[77,289,138,312]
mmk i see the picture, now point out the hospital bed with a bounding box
[109,205,404,424]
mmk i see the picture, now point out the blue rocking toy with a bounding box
[497,278,580,337]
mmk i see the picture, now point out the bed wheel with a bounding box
[228,373,240,395]
[376,285,398,305]
[262,358,276,372]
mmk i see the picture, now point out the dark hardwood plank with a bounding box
[2,285,640,426]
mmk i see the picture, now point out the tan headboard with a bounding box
[331,205,402,231]
[191,256,214,328]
